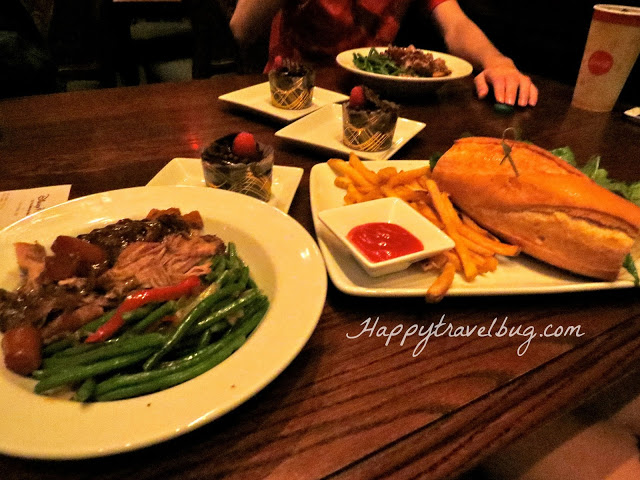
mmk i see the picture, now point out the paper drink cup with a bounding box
[571,5,640,112]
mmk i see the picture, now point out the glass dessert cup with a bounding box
[342,102,398,152]
[268,68,315,110]
[201,137,274,202]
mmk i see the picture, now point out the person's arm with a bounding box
[229,0,285,48]
[430,0,538,106]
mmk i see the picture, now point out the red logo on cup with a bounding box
[588,50,614,75]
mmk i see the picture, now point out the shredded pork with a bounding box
[0,209,224,342]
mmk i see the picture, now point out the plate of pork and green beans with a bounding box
[0,186,327,459]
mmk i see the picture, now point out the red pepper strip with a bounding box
[85,276,201,343]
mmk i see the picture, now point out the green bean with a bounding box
[162,298,264,370]
[95,335,247,401]
[233,266,250,290]
[79,310,115,334]
[48,335,125,359]
[95,330,241,395]
[93,300,268,398]
[129,301,178,333]
[208,319,230,336]
[204,255,226,283]
[30,369,46,380]
[142,281,245,371]
[197,329,212,349]
[42,337,76,356]
[42,333,165,369]
[227,243,242,269]
[79,304,157,335]
[34,349,156,394]
[216,267,240,288]
[229,300,268,338]
[191,289,259,334]
[72,378,96,402]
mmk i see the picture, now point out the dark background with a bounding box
[2,0,639,104]
[399,0,639,105]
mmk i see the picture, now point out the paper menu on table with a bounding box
[0,185,71,230]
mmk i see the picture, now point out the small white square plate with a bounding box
[147,158,303,213]
[318,197,454,277]
[218,82,349,123]
[275,104,426,161]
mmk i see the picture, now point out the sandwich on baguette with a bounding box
[431,137,640,281]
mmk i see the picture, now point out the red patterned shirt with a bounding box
[266,0,450,70]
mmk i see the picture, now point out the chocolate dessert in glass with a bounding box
[342,86,399,152]
[268,56,315,110]
[201,132,273,202]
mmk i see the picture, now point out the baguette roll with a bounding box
[431,137,640,281]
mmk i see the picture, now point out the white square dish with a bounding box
[146,158,303,214]
[218,82,349,123]
[309,160,639,297]
[318,197,454,277]
[275,103,426,161]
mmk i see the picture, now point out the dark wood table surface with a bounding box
[1,66,640,480]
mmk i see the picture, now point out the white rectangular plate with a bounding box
[310,160,638,297]
[147,158,303,214]
[275,104,426,161]
[218,82,349,122]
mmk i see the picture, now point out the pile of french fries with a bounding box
[328,153,521,302]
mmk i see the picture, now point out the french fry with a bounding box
[461,214,506,243]
[458,223,520,257]
[424,179,478,281]
[376,166,398,183]
[402,190,431,203]
[387,166,430,187]
[349,152,379,185]
[334,176,352,189]
[460,236,494,256]
[346,184,364,204]
[328,158,372,190]
[327,158,348,174]
[417,176,430,190]
[361,188,385,202]
[425,261,456,303]
[414,202,443,228]
[444,250,463,272]
[440,194,520,256]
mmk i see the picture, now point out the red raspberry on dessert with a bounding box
[232,132,257,158]
[349,86,366,108]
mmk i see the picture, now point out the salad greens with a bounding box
[353,48,405,76]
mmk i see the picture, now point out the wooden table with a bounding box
[1,66,640,480]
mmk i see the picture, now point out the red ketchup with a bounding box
[347,223,423,263]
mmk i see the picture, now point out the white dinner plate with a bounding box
[336,47,473,93]
[310,160,638,297]
[218,81,349,122]
[275,104,426,161]
[0,186,327,459]
[147,158,303,214]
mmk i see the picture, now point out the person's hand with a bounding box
[474,64,538,107]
